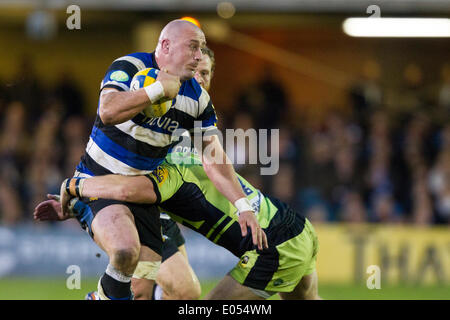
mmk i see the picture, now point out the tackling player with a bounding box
[35,151,321,300]
[60,19,266,300]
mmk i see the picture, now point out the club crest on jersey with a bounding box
[151,166,168,185]
[273,278,284,286]
[110,70,129,82]
[239,256,250,268]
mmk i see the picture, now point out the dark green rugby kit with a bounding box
[147,153,319,296]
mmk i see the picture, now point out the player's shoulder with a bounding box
[181,78,212,113]
[181,78,207,101]
[101,52,157,91]
[112,52,156,70]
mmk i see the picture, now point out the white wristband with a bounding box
[234,198,254,215]
[144,81,165,103]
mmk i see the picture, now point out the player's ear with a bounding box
[161,39,170,54]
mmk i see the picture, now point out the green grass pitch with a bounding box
[0,277,448,300]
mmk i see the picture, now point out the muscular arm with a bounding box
[201,134,268,249]
[99,88,151,125]
[99,69,180,125]
[201,135,247,204]
[80,175,157,204]
[34,175,155,222]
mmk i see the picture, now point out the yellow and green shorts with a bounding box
[229,217,319,298]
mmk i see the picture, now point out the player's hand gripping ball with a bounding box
[130,68,173,118]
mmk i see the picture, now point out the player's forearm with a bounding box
[203,160,247,203]
[77,175,157,204]
[99,89,150,125]
[201,137,246,203]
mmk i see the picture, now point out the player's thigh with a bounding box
[279,270,319,300]
[132,245,162,300]
[156,249,200,298]
[205,275,264,300]
[91,204,140,254]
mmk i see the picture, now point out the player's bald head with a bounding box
[159,19,203,42]
[155,19,206,81]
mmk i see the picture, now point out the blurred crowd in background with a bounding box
[0,57,449,226]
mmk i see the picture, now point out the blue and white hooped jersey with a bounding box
[75,52,217,177]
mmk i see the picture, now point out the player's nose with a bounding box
[194,48,202,61]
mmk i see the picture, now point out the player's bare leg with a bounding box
[205,275,265,300]
[279,271,322,300]
[155,245,201,300]
[131,245,162,300]
[91,204,141,299]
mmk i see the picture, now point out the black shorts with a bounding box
[76,198,163,256]
[161,216,185,261]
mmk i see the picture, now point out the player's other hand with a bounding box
[238,211,269,250]
[33,195,68,221]
[157,68,181,100]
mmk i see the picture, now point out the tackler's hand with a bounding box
[33,195,66,221]
[238,211,269,250]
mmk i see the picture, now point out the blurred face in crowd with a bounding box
[156,20,205,81]
[194,54,213,91]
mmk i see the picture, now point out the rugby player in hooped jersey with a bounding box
[55,19,267,300]
[35,47,321,300]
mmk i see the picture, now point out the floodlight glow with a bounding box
[180,16,201,28]
[343,18,450,37]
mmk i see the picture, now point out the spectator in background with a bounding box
[263,125,300,196]
[428,125,450,224]
[370,192,403,223]
[349,59,383,129]
[0,56,91,225]
[295,125,335,222]
[25,102,63,215]
[236,64,288,130]
[325,113,364,215]
[54,70,86,119]
[228,110,255,173]
[271,163,296,205]
[338,191,367,223]
[364,111,393,198]
[437,63,450,119]
[9,56,45,126]
[0,101,28,225]
[61,115,88,178]
[396,63,429,120]
[0,101,29,224]
[412,166,434,225]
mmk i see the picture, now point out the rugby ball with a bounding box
[130,68,173,118]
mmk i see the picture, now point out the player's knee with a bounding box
[111,246,140,271]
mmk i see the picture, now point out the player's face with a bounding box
[169,28,206,81]
[194,55,213,91]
